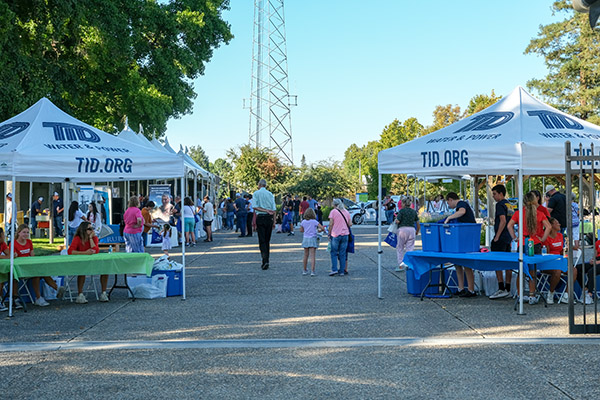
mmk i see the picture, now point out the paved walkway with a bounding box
[1,225,599,399]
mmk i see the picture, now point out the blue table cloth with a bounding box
[404,251,567,280]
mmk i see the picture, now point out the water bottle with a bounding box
[109,245,113,253]
[541,245,547,255]
[511,240,518,253]
[527,238,534,256]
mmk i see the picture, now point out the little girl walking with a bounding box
[161,224,172,256]
[300,208,324,276]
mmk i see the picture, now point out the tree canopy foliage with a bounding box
[525,0,600,124]
[188,145,210,171]
[0,0,232,136]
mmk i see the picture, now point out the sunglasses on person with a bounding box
[87,227,94,231]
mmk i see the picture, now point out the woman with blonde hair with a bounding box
[300,208,324,276]
[507,191,551,304]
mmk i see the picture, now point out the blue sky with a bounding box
[165,1,564,165]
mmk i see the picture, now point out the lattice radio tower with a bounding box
[247,0,296,164]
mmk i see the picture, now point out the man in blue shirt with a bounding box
[31,196,44,235]
[52,192,64,237]
[444,192,477,298]
[253,179,276,270]
[234,193,248,237]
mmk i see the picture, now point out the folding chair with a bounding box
[64,275,100,302]
[537,249,582,303]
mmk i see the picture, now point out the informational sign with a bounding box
[149,184,173,224]
[356,192,369,202]
[94,186,111,225]
[77,185,94,215]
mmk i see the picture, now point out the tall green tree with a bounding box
[464,90,502,117]
[188,145,210,171]
[0,0,233,136]
[424,104,462,134]
[525,0,600,124]
[288,161,352,201]
[227,145,289,194]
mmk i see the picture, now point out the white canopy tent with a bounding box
[377,86,600,313]
[0,98,190,315]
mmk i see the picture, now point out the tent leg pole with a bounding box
[64,181,69,248]
[518,169,525,315]
[378,172,383,299]
[181,175,186,301]
[28,182,33,232]
[8,176,16,317]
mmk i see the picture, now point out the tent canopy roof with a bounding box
[0,98,184,182]
[378,86,600,176]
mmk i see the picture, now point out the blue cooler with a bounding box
[420,223,441,252]
[151,269,183,297]
[440,223,481,253]
[406,267,444,296]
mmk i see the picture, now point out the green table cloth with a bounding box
[0,253,154,282]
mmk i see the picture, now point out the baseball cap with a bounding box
[38,196,43,201]
[53,192,59,196]
[6,193,12,199]
[545,185,555,194]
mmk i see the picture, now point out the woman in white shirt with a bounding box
[182,197,197,246]
[68,201,87,245]
[87,202,103,236]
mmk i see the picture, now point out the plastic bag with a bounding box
[132,274,168,299]
[384,232,398,248]
[387,223,399,234]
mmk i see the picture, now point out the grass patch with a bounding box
[30,237,64,256]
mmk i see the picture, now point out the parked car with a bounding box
[348,200,378,225]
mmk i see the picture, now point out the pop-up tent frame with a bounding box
[0,98,188,316]
[377,86,600,313]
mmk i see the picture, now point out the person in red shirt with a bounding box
[542,218,566,304]
[531,189,550,218]
[0,227,22,311]
[507,192,551,305]
[68,221,109,303]
[14,224,64,307]
[299,197,309,220]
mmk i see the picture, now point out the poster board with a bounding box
[149,184,173,224]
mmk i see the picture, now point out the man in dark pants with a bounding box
[245,193,253,237]
[546,184,567,234]
[252,179,276,270]
[234,193,248,237]
[31,196,44,235]
[52,192,64,237]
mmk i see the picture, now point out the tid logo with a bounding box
[42,122,100,143]
[454,112,514,133]
[0,122,30,139]
[527,110,583,130]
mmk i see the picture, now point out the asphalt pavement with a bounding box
[1,224,599,399]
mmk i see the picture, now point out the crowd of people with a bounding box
[388,182,598,305]
[0,189,219,310]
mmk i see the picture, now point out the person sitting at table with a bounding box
[507,192,552,305]
[444,192,477,298]
[13,224,65,307]
[0,227,23,311]
[542,218,566,304]
[68,221,109,303]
